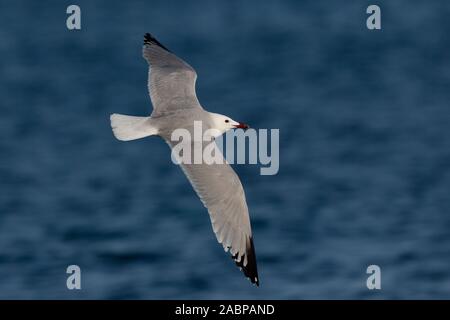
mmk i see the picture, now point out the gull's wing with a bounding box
[171,141,259,286]
[142,33,202,116]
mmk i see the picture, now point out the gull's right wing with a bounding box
[168,140,259,286]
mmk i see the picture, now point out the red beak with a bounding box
[234,122,249,130]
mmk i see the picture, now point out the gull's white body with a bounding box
[110,33,259,285]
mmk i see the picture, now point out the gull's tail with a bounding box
[110,113,158,141]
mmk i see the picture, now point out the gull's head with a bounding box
[209,113,249,135]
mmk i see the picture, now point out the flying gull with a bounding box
[110,33,259,286]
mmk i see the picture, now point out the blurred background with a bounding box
[0,0,449,299]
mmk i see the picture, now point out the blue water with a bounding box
[1,0,450,299]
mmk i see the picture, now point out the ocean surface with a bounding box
[0,0,450,299]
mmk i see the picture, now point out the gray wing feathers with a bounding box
[142,34,200,115]
[178,156,259,285]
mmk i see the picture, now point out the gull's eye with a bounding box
[225,119,229,123]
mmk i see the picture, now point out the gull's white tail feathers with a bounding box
[110,114,158,141]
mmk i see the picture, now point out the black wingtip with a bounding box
[143,33,171,52]
[233,236,259,286]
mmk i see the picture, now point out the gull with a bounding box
[110,33,259,286]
